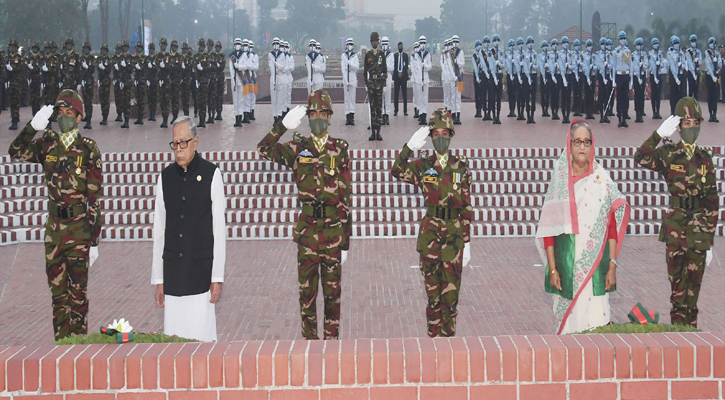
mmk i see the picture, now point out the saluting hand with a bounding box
[656,115,681,138]
[31,104,54,131]
[282,105,307,130]
[406,126,429,151]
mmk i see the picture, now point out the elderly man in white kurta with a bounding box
[151,116,226,342]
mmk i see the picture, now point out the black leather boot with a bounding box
[350,113,355,126]
[198,116,206,128]
[242,112,250,124]
[368,126,377,141]
[121,115,129,128]
[100,115,108,125]
[375,126,383,141]
[160,116,168,128]
[84,118,92,129]
[249,109,255,120]
[170,114,177,125]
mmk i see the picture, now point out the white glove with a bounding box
[82,60,88,69]
[552,76,557,84]
[146,80,150,86]
[147,62,152,69]
[476,78,481,84]
[60,63,63,70]
[655,77,659,85]
[656,115,681,138]
[613,82,617,88]
[638,77,643,85]
[160,60,165,68]
[113,79,117,86]
[77,84,82,92]
[159,79,164,86]
[195,80,199,88]
[97,80,100,88]
[58,82,63,88]
[81,80,86,87]
[6,63,12,71]
[656,61,660,66]
[121,60,126,67]
[120,82,124,89]
[629,81,633,91]
[114,63,119,70]
[134,80,138,86]
[31,105,55,131]
[406,126,429,151]
[197,62,203,71]
[27,63,33,70]
[216,62,220,68]
[42,64,48,72]
[135,63,141,70]
[675,78,681,86]
[587,78,591,86]
[89,246,99,267]
[3,81,7,89]
[563,79,568,88]
[462,242,471,267]
[282,105,307,130]
[41,83,45,91]
[341,250,348,265]
[181,61,185,69]
[98,62,105,70]
[706,249,713,266]
[713,75,718,83]
[518,76,522,85]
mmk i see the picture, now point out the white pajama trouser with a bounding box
[419,83,429,114]
[270,81,278,116]
[383,81,392,115]
[232,85,244,116]
[453,84,462,113]
[344,84,356,115]
[243,93,253,113]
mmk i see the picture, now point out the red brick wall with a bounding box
[1,333,724,399]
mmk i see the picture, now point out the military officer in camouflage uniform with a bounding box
[168,40,184,125]
[8,90,102,340]
[392,109,473,337]
[6,39,23,130]
[146,42,158,122]
[112,42,123,122]
[155,38,171,127]
[27,42,44,116]
[215,41,225,121]
[182,42,194,118]
[206,38,217,124]
[634,97,719,328]
[194,38,210,127]
[97,44,113,125]
[257,89,352,340]
[80,42,96,129]
[117,40,133,128]
[131,42,147,125]
[364,31,387,141]
[60,38,81,91]
[44,42,61,111]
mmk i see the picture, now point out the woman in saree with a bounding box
[535,120,631,334]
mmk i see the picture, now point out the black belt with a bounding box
[427,206,460,220]
[301,204,338,219]
[49,204,87,219]
[671,196,701,210]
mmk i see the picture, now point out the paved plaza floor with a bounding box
[0,102,722,346]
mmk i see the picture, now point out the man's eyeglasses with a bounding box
[571,139,592,147]
[169,138,194,150]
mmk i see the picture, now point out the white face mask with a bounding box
[563,43,569,50]
[636,45,642,51]
[309,45,314,52]
[552,45,558,51]
[273,44,279,51]
[243,45,248,52]
[283,47,289,53]
[235,44,241,51]
[483,43,489,50]
[476,45,482,51]
[653,44,659,50]
[453,42,458,48]
[420,44,426,51]
[710,43,716,50]
[493,40,499,47]
[674,43,680,50]
[527,43,533,50]
[691,41,697,48]
[347,44,353,51]
[607,45,612,50]
[619,39,626,46]
[315,47,320,53]
[574,45,580,51]
[586,45,592,52]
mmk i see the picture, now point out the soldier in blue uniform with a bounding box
[548,38,561,120]
[668,36,686,114]
[487,34,504,124]
[539,40,551,118]
[649,37,667,120]
[631,37,649,123]
[571,39,583,117]
[685,34,702,98]
[471,40,486,118]
[522,36,538,124]
[704,37,722,122]
[581,39,596,120]
[505,39,519,119]
[596,37,611,123]
[481,36,493,121]
[612,31,632,128]
[558,36,574,123]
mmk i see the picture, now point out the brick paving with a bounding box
[0,102,722,346]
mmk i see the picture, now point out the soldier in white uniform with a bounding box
[268,37,285,125]
[382,36,394,125]
[248,41,259,121]
[306,41,326,94]
[341,38,360,126]
[416,36,432,125]
[411,41,420,119]
[450,35,464,124]
[441,38,454,114]
[229,38,244,128]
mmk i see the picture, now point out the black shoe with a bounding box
[420,113,427,125]
[454,112,462,125]
[573,112,582,117]
[134,117,144,125]
[712,116,719,123]
[215,113,223,121]
[507,111,516,118]
[474,110,482,118]
[653,113,662,119]
[483,111,492,121]
[517,113,525,121]
[552,113,560,120]
[528,116,535,124]
[160,117,168,128]
[345,114,351,126]
[386,114,390,125]
[414,108,419,118]
[562,117,569,124]
[542,111,550,117]
[115,113,123,122]
[350,113,355,126]
[376,127,383,141]
[170,114,177,125]
[242,112,250,124]
[250,110,255,120]
[234,115,241,127]
[9,121,18,130]
[607,110,615,116]
[635,112,644,123]
[603,116,610,123]
[369,127,376,141]
[625,113,631,120]
[198,118,206,128]
[207,115,215,124]
[100,116,108,125]
[586,114,595,120]
[148,114,156,122]
[404,110,408,116]
[121,117,129,129]
[84,120,92,129]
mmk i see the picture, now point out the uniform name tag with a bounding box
[423,176,438,184]
[299,157,314,164]
[46,155,58,162]
[670,164,685,172]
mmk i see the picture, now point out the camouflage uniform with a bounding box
[80,42,96,128]
[634,98,719,327]
[112,43,123,122]
[97,44,113,125]
[257,90,352,340]
[194,38,211,127]
[131,43,147,124]
[206,38,217,124]
[154,38,171,127]
[43,42,61,108]
[6,39,24,129]
[391,109,473,337]
[168,41,184,123]
[364,32,387,140]
[27,43,44,115]
[117,40,133,128]
[59,38,81,91]
[8,90,102,339]
[146,43,158,121]
[181,43,193,117]
[215,41,226,120]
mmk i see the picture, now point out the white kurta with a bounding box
[151,166,226,342]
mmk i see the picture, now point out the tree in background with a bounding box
[415,17,442,44]
[278,0,344,49]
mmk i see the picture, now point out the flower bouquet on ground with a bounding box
[100,318,135,343]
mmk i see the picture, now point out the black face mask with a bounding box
[398,48,403,53]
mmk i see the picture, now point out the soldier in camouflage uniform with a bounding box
[146,42,158,122]
[59,38,81,92]
[215,41,225,121]
[97,44,113,125]
[634,97,719,327]
[42,42,58,109]
[364,31,387,141]
[132,42,147,125]
[194,38,210,127]
[113,42,123,122]
[155,38,171,127]
[8,90,102,340]
[117,40,133,128]
[80,42,96,129]
[206,38,217,124]
[257,89,352,340]
[6,39,24,130]
[181,42,193,118]
[392,109,473,337]
[27,42,44,116]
